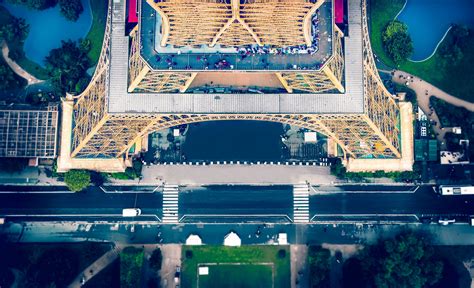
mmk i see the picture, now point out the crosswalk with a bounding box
[162,184,179,223]
[293,183,310,223]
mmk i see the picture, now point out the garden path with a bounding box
[392,70,474,150]
[1,41,43,85]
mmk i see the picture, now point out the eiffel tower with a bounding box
[57,0,413,172]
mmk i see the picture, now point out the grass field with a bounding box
[199,264,274,288]
[369,0,474,103]
[85,0,108,64]
[182,245,290,288]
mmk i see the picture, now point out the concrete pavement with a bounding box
[392,70,474,150]
[3,221,474,246]
[1,41,44,85]
[141,164,338,185]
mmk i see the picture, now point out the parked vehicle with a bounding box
[438,186,474,196]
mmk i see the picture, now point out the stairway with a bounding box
[162,184,179,223]
[293,183,310,223]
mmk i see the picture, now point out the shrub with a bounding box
[64,170,90,192]
[278,249,286,259]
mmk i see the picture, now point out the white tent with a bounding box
[224,231,241,247]
[186,234,203,245]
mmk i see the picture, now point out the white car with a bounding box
[438,218,455,226]
[122,208,142,217]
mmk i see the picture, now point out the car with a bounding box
[122,208,141,217]
[438,218,455,225]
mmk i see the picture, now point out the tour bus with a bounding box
[438,186,474,196]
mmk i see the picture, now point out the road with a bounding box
[0,186,162,218]
[0,184,472,222]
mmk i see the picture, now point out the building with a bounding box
[0,104,59,160]
[57,0,413,172]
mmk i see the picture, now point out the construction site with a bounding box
[57,0,413,173]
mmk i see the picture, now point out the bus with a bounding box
[438,186,474,196]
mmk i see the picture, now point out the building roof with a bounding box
[107,0,366,114]
[0,105,58,158]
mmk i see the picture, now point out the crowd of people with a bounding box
[235,9,321,58]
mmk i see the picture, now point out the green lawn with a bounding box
[85,0,108,64]
[369,0,474,103]
[199,264,273,288]
[182,245,290,288]
[120,247,145,288]
[368,0,405,68]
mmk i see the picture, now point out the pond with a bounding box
[1,0,92,67]
[396,0,474,61]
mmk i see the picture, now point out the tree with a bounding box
[149,248,163,271]
[382,21,413,64]
[308,246,331,288]
[358,231,444,288]
[26,247,79,287]
[58,0,83,21]
[64,169,90,192]
[0,17,29,43]
[0,61,26,90]
[45,40,90,94]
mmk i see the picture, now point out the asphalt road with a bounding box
[310,185,474,217]
[0,185,473,223]
[0,187,162,217]
[179,185,293,222]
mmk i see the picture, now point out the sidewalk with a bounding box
[67,244,123,288]
[141,164,339,185]
[1,41,43,85]
[392,70,474,150]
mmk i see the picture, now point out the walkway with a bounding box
[1,41,43,85]
[141,164,338,185]
[392,70,474,150]
[67,244,123,288]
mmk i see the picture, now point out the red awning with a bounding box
[128,0,138,23]
[335,0,344,24]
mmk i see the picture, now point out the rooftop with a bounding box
[0,104,59,158]
[107,0,365,114]
[139,0,333,71]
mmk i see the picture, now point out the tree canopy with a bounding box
[26,247,79,287]
[7,0,83,21]
[382,20,413,64]
[358,231,444,288]
[149,248,163,271]
[64,169,91,192]
[45,39,90,94]
[58,0,83,22]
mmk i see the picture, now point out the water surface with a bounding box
[397,0,474,61]
[2,0,92,66]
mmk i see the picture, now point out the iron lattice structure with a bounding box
[150,0,321,47]
[68,0,401,163]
